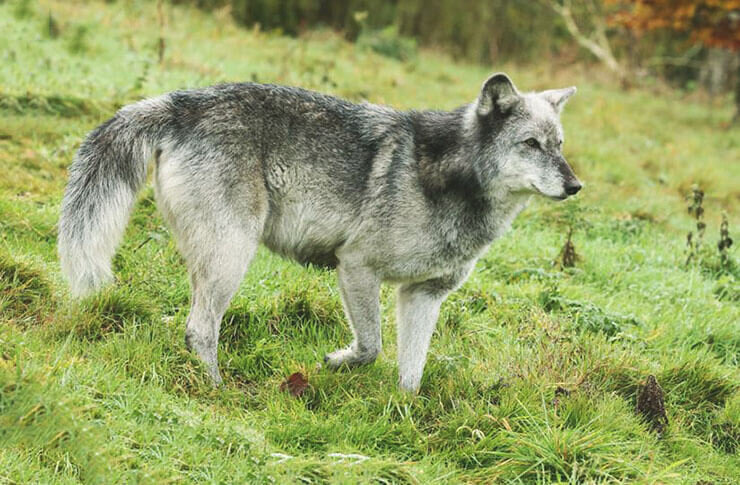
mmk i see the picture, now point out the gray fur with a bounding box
[58,73,581,391]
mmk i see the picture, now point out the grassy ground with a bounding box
[1,0,739,483]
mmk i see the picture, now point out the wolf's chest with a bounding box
[378,195,530,282]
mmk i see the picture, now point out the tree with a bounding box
[541,0,629,86]
[608,0,740,122]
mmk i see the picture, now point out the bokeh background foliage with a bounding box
[0,0,738,483]
[179,0,739,102]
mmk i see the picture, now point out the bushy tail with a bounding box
[58,97,170,297]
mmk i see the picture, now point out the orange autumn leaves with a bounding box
[606,0,740,50]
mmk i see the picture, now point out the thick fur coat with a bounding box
[59,74,581,391]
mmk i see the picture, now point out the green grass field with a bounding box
[1,1,739,483]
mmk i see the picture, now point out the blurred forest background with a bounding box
[175,0,740,119]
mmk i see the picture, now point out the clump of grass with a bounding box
[222,278,344,347]
[224,336,282,380]
[538,285,641,337]
[66,24,89,54]
[0,250,53,325]
[0,93,107,117]
[684,320,740,366]
[709,393,740,454]
[441,287,493,330]
[219,276,345,380]
[57,288,156,341]
[275,284,343,328]
[585,356,645,399]
[487,398,661,483]
[12,0,34,19]
[354,12,416,62]
[658,353,737,408]
[0,362,112,483]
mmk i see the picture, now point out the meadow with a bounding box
[1,0,739,483]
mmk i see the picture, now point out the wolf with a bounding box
[58,73,581,392]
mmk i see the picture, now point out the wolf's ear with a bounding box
[477,73,520,117]
[541,87,576,114]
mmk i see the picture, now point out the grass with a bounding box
[0,0,739,483]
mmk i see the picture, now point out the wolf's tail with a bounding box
[58,97,171,297]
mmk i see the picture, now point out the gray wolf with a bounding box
[58,73,581,392]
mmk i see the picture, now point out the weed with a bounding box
[46,11,60,39]
[554,226,578,268]
[683,186,737,285]
[718,211,733,270]
[685,184,706,265]
[635,375,668,434]
[713,273,739,302]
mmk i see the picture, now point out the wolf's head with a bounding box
[468,73,581,200]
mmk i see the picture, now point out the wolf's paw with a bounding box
[185,333,222,386]
[323,345,379,369]
[208,367,224,387]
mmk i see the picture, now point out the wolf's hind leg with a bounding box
[183,228,257,385]
[324,264,381,368]
[155,155,265,385]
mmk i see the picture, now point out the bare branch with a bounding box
[542,0,627,83]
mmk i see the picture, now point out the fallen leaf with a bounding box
[280,372,308,397]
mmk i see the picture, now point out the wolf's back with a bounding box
[58,96,171,296]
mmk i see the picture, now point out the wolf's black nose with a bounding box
[565,182,582,195]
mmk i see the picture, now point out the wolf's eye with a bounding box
[525,138,540,149]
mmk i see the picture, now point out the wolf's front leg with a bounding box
[396,283,450,392]
[324,264,382,368]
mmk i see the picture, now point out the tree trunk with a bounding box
[735,59,740,124]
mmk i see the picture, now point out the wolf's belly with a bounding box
[260,200,350,268]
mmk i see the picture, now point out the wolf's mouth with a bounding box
[530,183,568,201]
